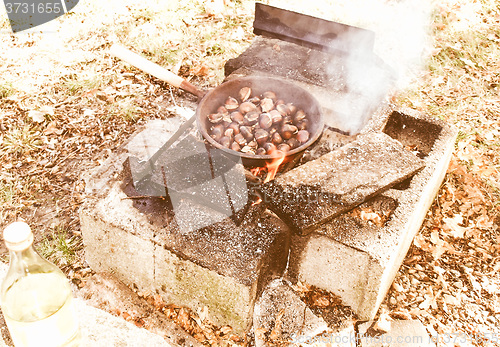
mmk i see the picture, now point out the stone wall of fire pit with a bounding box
[79,34,457,333]
[285,106,457,319]
[79,104,456,334]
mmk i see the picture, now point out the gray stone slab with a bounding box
[253,279,328,346]
[225,37,350,93]
[126,118,186,163]
[292,326,358,347]
[77,300,172,347]
[358,320,436,347]
[300,127,358,165]
[288,106,458,320]
[79,272,202,347]
[261,131,425,235]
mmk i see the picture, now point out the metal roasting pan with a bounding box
[109,45,324,170]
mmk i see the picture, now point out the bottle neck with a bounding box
[8,245,49,275]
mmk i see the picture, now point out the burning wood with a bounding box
[250,151,286,183]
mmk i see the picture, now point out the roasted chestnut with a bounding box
[208,87,313,157]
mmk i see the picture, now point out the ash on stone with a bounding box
[123,165,285,285]
[261,132,425,234]
[225,36,393,94]
[300,126,358,165]
[129,132,249,233]
[154,203,290,286]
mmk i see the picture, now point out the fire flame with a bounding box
[250,151,286,183]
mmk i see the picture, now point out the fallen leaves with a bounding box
[443,293,461,306]
[189,64,209,77]
[154,294,243,345]
[28,106,55,123]
[292,283,357,331]
[413,230,457,260]
[360,209,382,226]
[442,214,468,238]
[391,151,500,346]
[43,121,63,135]
[28,110,45,123]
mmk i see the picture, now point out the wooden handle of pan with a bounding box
[109,44,205,98]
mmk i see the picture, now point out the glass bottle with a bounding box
[0,222,80,347]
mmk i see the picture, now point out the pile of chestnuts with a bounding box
[207,87,311,156]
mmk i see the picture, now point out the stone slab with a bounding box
[79,272,203,347]
[80,118,291,333]
[253,279,328,347]
[261,131,425,235]
[77,300,172,347]
[288,106,458,320]
[358,320,436,347]
[294,326,357,347]
[300,127,358,165]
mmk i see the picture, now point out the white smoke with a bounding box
[267,0,432,133]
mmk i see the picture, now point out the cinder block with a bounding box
[288,106,457,320]
[80,120,290,333]
[261,131,425,234]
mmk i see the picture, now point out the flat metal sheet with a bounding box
[253,2,375,55]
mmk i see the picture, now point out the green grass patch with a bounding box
[109,0,253,86]
[0,125,42,157]
[36,227,83,268]
[63,72,102,95]
[108,98,141,122]
[0,181,15,205]
[0,82,15,99]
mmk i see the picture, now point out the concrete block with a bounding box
[288,106,458,320]
[77,300,172,347]
[357,320,436,347]
[261,131,425,234]
[80,119,291,333]
[80,202,156,290]
[79,272,203,347]
[300,127,357,164]
[80,181,289,333]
